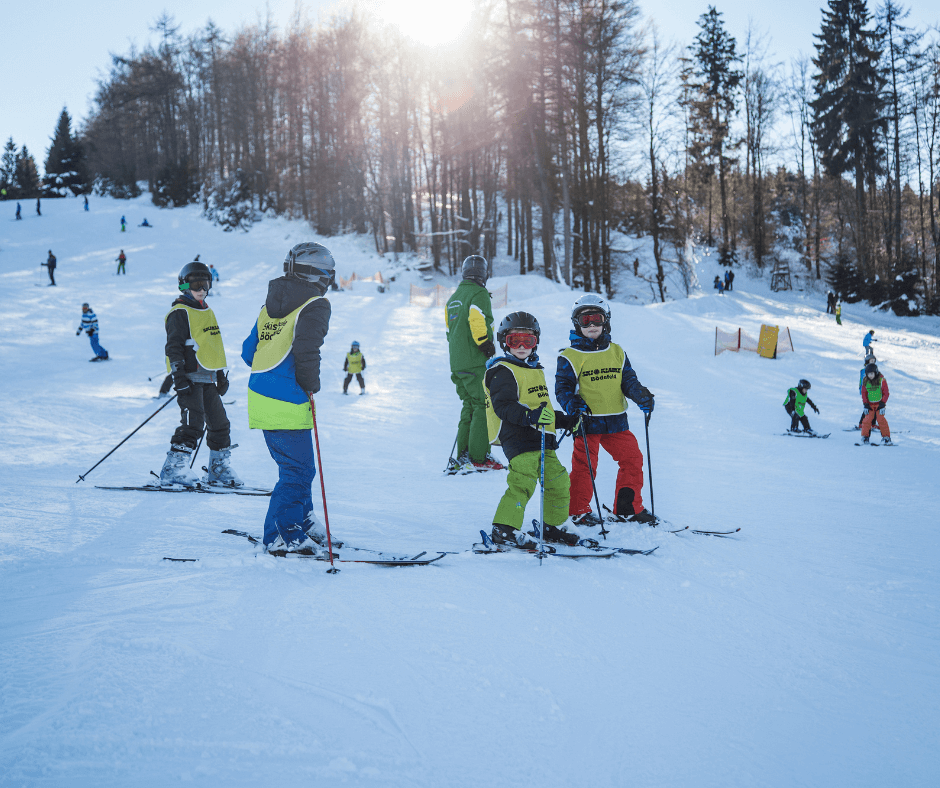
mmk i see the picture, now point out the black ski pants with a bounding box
[343,373,365,392]
[172,382,230,450]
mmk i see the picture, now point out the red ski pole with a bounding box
[308,394,338,574]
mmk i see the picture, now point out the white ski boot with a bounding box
[159,444,200,487]
[205,444,243,487]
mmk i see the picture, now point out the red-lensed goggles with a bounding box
[577,311,606,327]
[505,332,538,350]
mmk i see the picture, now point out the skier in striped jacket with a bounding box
[76,303,109,361]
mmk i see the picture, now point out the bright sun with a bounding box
[373,1,472,46]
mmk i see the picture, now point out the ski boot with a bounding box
[628,509,659,525]
[472,453,506,471]
[572,511,604,527]
[882,436,892,445]
[862,436,870,444]
[542,524,579,546]
[205,444,243,487]
[159,443,200,487]
[268,519,328,556]
[456,449,471,468]
[303,511,342,549]
[490,524,539,550]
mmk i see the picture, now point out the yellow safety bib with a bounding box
[346,351,364,374]
[559,344,628,416]
[165,303,227,371]
[250,296,322,373]
[484,360,555,445]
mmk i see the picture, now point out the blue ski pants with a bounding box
[262,429,316,545]
[88,332,108,358]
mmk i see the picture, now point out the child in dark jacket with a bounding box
[555,295,655,525]
[484,312,581,548]
[343,341,366,394]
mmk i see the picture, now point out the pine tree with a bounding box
[811,0,886,274]
[14,146,40,197]
[1,137,17,197]
[44,108,89,196]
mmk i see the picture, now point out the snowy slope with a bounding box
[1,196,939,787]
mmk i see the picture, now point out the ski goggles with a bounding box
[185,280,210,292]
[576,312,606,327]
[505,332,538,350]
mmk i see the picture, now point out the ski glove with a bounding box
[76,329,82,336]
[528,402,554,427]
[811,403,820,414]
[172,371,192,395]
[569,396,590,416]
[635,386,655,414]
[479,339,496,359]
[216,371,230,396]
[879,406,886,415]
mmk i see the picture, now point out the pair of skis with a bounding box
[472,523,657,559]
[97,481,272,497]
[600,504,740,537]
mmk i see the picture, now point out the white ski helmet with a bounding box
[571,293,611,335]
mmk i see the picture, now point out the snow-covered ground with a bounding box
[1,195,938,787]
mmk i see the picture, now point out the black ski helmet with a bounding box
[284,242,335,293]
[178,261,212,292]
[865,362,879,376]
[798,379,811,391]
[461,255,489,286]
[571,293,611,336]
[497,311,540,350]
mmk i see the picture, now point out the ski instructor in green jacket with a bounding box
[446,255,504,471]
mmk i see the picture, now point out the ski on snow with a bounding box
[222,529,446,566]
[600,504,689,533]
[600,504,738,536]
[472,527,656,559]
[97,473,272,496]
[780,431,831,439]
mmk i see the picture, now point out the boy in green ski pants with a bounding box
[483,311,581,548]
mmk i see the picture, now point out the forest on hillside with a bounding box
[3,1,940,314]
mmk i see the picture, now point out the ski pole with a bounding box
[148,369,168,382]
[538,425,546,564]
[76,394,178,482]
[190,432,204,469]
[309,393,338,574]
[580,427,608,539]
[446,433,458,469]
[644,413,654,517]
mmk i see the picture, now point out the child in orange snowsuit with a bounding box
[860,362,891,445]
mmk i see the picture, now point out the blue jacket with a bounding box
[863,333,874,349]
[79,310,99,334]
[555,331,644,435]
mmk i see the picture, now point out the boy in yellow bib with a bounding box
[484,312,581,548]
[160,261,239,487]
[343,341,366,394]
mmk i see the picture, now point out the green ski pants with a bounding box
[494,449,570,531]
[452,368,489,462]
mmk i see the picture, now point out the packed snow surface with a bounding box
[1,196,938,787]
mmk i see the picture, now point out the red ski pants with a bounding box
[569,430,644,516]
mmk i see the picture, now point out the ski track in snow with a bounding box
[1,196,939,787]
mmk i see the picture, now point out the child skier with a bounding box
[242,242,335,554]
[76,303,109,361]
[15,202,21,220]
[484,312,582,548]
[860,362,891,445]
[863,329,877,356]
[835,300,842,325]
[159,260,240,488]
[783,379,819,434]
[713,275,724,294]
[555,295,656,525]
[120,215,126,232]
[42,250,56,286]
[856,355,877,430]
[116,250,126,275]
[343,340,366,394]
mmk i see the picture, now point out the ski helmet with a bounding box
[284,242,335,293]
[798,379,811,391]
[461,255,489,286]
[178,261,212,292]
[865,362,879,376]
[571,293,611,336]
[497,311,540,351]
[351,341,360,349]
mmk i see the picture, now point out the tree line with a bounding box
[5,1,940,314]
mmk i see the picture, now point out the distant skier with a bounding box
[83,195,89,211]
[159,261,240,488]
[41,250,56,285]
[826,291,836,314]
[139,218,152,227]
[856,355,878,431]
[724,269,734,291]
[76,303,109,361]
[207,263,219,297]
[835,299,842,326]
[860,362,891,445]
[446,255,504,470]
[713,275,724,294]
[116,250,126,275]
[863,329,877,357]
[120,215,126,232]
[241,242,335,554]
[783,379,819,434]
[484,311,582,548]
[556,295,656,525]
[343,340,366,394]
[36,197,41,216]
[15,202,21,220]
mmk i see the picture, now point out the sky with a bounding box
[1,0,937,173]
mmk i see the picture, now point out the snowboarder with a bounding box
[76,303,109,361]
[446,254,504,471]
[724,269,734,291]
[139,218,152,227]
[713,275,724,294]
[83,195,89,211]
[863,329,877,356]
[484,311,582,548]
[15,202,21,220]
[159,260,240,488]
[835,299,842,326]
[116,250,126,275]
[35,198,41,216]
[783,379,819,434]
[555,294,656,525]
[860,362,891,445]
[242,242,335,554]
[343,340,366,394]
[120,215,126,232]
[41,250,56,285]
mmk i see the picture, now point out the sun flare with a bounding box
[374,0,472,46]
